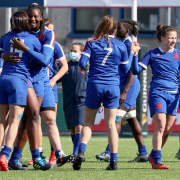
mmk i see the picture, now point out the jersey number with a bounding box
[10,39,24,57]
[101,47,113,65]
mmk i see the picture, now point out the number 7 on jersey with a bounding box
[101,47,113,65]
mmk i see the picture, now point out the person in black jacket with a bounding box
[62,43,88,157]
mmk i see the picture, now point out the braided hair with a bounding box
[27,3,45,36]
[118,19,138,37]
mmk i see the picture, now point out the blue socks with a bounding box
[9,147,22,163]
[1,146,11,160]
[73,133,81,155]
[153,150,162,165]
[138,145,148,155]
[2,145,11,160]
[50,142,54,151]
[55,150,61,159]
[78,143,87,153]
[110,153,117,162]
[105,144,111,155]
[150,149,153,159]
[31,149,40,161]
[71,134,75,144]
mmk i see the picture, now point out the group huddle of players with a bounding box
[0,2,180,172]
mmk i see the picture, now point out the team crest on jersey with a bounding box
[38,35,44,40]
[80,70,85,75]
[27,82,30,87]
[173,53,179,60]
[157,54,161,57]
[156,103,162,109]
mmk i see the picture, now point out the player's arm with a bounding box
[119,42,140,73]
[120,71,135,104]
[10,31,55,67]
[0,36,20,65]
[50,58,68,88]
[131,50,151,75]
[79,41,91,69]
[49,42,68,88]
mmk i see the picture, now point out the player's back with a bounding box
[88,36,127,85]
[119,36,137,88]
[0,31,41,82]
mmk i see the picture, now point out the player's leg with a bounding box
[151,113,170,169]
[70,127,75,142]
[126,107,148,162]
[49,103,58,165]
[95,109,124,162]
[40,84,66,167]
[0,105,24,171]
[104,107,118,170]
[73,106,98,170]
[0,105,9,149]
[73,99,84,156]
[9,88,51,171]
[73,125,83,155]
[148,89,170,169]
[162,114,175,148]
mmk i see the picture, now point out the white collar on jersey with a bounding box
[159,47,174,53]
[122,36,133,43]
[108,35,114,38]
[31,29,40,33]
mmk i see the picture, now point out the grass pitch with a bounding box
[1,136,180,180]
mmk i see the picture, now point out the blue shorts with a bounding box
[52,83,58,103]
[149,88,179,117]
[0,75,27,106]
[64,98,85,129]
[120,77,140,109]
[40,82,55,108]
[85,83,120,109]
[32,78,44,98]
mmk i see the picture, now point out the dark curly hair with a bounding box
[27,3,45,36]
[118,19,138,37]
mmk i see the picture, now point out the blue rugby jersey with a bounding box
[80,35,129,85]
[0,58,2,70]
[29,27,55,82]
[49,41,65,79]
[0,31,41,82]
[138,47,180,91]
[119,36,138,89]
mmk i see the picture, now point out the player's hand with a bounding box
[131,42,141,55]
[10,37,28,52]
[2,52,20,65]
[100,103,104,111]
[120,90,127,104]
[49,78,56,88]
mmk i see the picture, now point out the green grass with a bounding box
[1,136,180,180]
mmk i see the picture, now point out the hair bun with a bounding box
[157,24,163,31]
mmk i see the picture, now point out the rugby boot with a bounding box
[73,151,85,170]
[128,153,148,163]
[95,151,110,162]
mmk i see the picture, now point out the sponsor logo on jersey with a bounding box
[27,82,30,87]
[156,102,162,109]
[157,53,161,57]
[173,53,179,60]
